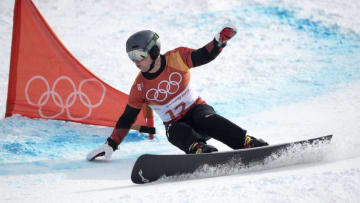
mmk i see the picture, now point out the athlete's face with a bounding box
[132,55,152,72]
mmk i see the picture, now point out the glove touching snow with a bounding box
[86,137,118,161]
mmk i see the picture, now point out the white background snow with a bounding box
[1,0,360,202]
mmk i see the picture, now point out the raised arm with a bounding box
[191,25,237,67]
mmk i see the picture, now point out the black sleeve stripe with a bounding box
[191,39,222,67]
[115,104,141,129]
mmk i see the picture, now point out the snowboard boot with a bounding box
[189,141,218,154]
[243,135,269,149]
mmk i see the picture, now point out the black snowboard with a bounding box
[131,135,333,184]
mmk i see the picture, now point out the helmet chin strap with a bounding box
[145,59,156,73]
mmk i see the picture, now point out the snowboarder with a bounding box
[87,26,268,161]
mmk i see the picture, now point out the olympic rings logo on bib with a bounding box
[146,72,182,102]
[25,75,106,121]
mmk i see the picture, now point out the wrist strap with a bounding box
[139,126,156,134]
[214,37,226,48]
[107,137,118,151]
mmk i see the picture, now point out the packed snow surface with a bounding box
[0,0,360,202]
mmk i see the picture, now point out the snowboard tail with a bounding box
[131,135,333,184]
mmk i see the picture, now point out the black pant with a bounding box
[166,104,247,153]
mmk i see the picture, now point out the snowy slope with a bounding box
[1,0,360,202]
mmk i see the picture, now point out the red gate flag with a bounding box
[6,0,154,132]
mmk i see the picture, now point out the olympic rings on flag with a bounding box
[146,72,182,102]
[25,75,106,121]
